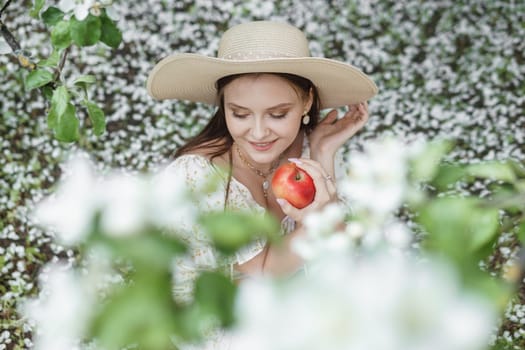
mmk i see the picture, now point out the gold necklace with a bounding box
[235,143,281,198]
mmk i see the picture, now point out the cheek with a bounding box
[225,115,246,137]
[273,117,302,137]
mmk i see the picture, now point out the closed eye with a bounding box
[232,112,249,119]
[270,112,287,119]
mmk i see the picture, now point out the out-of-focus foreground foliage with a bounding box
[0,0,524,348]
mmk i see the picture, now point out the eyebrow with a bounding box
[226,102,294,110]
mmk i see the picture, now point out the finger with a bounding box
[322,109,338,124]
[276,198,303,221]
[323,174,338,196]
[288,158,326,181]
[289,159,334,200]
[343,102,369,126]
[342,104,361,121]
[357,102,368,116]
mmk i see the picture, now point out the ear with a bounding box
[304,87,314,112]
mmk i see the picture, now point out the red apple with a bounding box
[271,162,316,209]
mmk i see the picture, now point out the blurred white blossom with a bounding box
[293,203,350,260]
[34,153,194,243]
[98,173,148,236]
[33,155,99,245]
[20,263,94,350]
[150,164,197,230]
[230,252,496,350]
[58,0,93,20]
[58,0,116,20]
[341,138,408,218]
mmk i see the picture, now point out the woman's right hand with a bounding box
[275,158,337,224]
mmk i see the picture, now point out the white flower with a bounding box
[57,0,77,13]
[34,151,198,243]
[20,263,94,350]
[33,154,99,246]
[345,220,366,240]
[383,219,412,249]
[98,173,148,237]
[340,138,408,218]
[57,0,98,20]
[303,202,345,238]
[149,164,196,231]
[230,252,496,350]
[292,203,349,260]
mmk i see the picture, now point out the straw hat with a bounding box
[147,21,378,109]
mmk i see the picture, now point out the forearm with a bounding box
[235,226,306,277]
[310,148,335,178]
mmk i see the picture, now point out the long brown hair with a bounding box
[173,73,321,160]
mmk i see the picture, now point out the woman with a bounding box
[147,21,377,301]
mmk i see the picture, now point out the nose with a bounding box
[251,116,269,139]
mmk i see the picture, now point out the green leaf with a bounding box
[70,15,101,47]
[101,231,187,270]
[418,197,500,263]
[38,50,60,68]
[25,69,54,91]
[89,276,178,350]
[51,21,71,49]
[432,163,466,191]
[47,104,58,129]
[41,85,53,100]
[410,139,454,182]
[516,222,525,246]
[51,85,70,117]
[100,12,122,48]
[47,85,72,134]
[73,74,97,86]
[194,272,237,327]
[30,0,45,18]
[55,103,80,142]
[467,207,499,252]
[85,101,106,136]
[41,6,65,26]
[465,161,516,183]
[200,211,279,254]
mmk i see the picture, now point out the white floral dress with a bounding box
[165,153,270,304]
[163,142,346,349]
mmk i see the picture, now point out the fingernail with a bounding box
[288,158,302,164]
[276,198,286,206]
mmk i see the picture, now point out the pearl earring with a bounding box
[302,113,310,125]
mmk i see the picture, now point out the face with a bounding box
[223,74,312,167]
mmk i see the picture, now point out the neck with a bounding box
[235,144,279,176]
[286,131,304,159]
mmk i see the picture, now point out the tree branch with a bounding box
[0,19,21,52]
[54,46,71,83]
[0,2,37,70]
[0,0,14,17]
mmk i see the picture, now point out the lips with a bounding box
[249,140,276,152]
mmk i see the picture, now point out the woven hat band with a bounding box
[218,22,311,60]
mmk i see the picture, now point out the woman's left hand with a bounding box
[309,102,369,159]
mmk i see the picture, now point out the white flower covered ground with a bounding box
[0,0,524,348]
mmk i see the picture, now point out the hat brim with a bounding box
[147,53,378,109]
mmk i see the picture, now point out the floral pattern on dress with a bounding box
[164,154,267,304]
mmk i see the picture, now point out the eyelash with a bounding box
[232,112,288,119]
[233,113,249,119]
